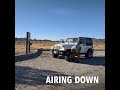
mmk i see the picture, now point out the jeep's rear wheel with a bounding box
[85,50,93,59]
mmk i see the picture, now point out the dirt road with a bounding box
[15,51,105,90]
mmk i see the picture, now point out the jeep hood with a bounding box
[54,42,77,48]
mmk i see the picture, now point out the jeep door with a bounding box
[79,38,86,53]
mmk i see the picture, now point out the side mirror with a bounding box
[60,39,65,43]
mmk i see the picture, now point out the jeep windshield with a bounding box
[65,38,79,43]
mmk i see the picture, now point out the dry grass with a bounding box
[93,42,105,50]
[15,41,105,55]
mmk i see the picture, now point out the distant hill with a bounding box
[15,38,105,43]
[15,38,59,42]
[15,38,26,41]
[93,39,105,43]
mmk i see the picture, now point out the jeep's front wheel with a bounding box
[65,55,72,62]
[52,54,58,58]
[65,51,72,62]
[52,49,58,58]
[85,50,93,59]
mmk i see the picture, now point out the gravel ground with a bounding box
[15,51,105,90]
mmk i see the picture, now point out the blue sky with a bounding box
[15,0,105,40]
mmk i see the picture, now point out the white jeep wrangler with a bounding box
[51,37,94,62]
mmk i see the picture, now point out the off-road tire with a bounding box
[85,49,93,59]
[52,53,58,58]
[52,49,58,58]
[65,55,72,62]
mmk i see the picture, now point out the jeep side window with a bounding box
[86,38,93,46]
[79,39,85,44]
